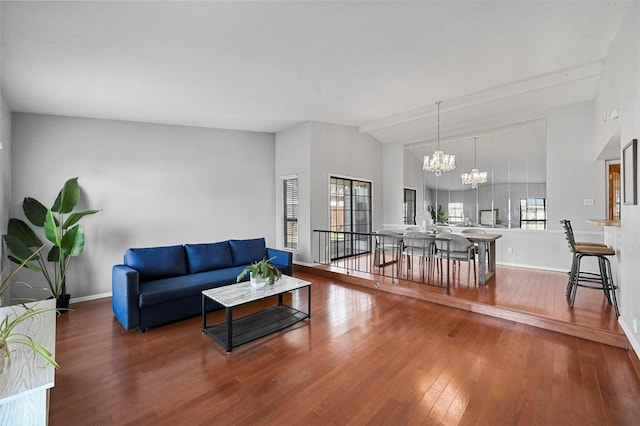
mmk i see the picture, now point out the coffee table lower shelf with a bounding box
[203,305,309,353]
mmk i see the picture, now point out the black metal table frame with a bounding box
[202,284,311,353]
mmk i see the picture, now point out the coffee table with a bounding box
[201,275,311,353]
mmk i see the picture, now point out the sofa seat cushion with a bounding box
[229,238,267,266]
[125,245,187,281]
[138,265,247,307]
[185,241,233,274]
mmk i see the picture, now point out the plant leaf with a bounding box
[60,225,85,256]
[6,335,59,368]
[6,218,43,248]
[51,177,80,214]
[43,210,60,246]
[47,246,60,262]
[6,254,42,271]
[23,197,48,227]
[3,234,40,263]
[62,210,100,229]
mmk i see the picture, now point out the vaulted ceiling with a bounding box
[0,1,633,144]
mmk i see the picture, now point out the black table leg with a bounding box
[225,307,233,353]
[201,294,206,333]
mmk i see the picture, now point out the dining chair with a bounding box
[461,228,486,234]
[462,228,488,264]
[435,233,476,285]
[374,230,403,277]
[401,231,434,282]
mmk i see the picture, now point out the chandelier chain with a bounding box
[436,100,441,149]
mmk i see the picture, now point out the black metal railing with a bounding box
[313,229,452,294]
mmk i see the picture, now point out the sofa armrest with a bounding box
[112,264,141,330]
[267,247,293,276]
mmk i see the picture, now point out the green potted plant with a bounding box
[0,247,58,373]
[428,205,448,223]
[3,177,99,310]
[236,257,282,288]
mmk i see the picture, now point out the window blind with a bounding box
[283,177,298,249]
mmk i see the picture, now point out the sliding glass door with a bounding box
[329,177,372,260]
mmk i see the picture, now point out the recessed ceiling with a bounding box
[0,1,632,143]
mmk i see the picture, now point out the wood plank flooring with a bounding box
[50,270,640,425]
[310,256,623,345]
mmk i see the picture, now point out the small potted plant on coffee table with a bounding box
[236,257,282,288]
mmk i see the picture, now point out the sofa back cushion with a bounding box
[229,238,267,266]
[185,241,233,274]
[124,245,187,281]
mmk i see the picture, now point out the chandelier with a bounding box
[423,101,455,176]
[461,137,487,189]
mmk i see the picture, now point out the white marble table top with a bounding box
[202,275,311,308]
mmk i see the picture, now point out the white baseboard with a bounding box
[619,317,640,355]
[70,292,111,304]
[496,261,566,273]
[293,260,320,267]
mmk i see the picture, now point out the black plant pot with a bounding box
[56,294,70,313]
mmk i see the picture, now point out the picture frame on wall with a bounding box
[623,139,637,205]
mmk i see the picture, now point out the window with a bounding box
[330,177,372,260]
[448,202,464,224]
[283,177,298,249]
[520,198,546,230]
[403,188,416,225]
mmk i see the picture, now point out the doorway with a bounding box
[329,176,372,260]
[608,163,621,220]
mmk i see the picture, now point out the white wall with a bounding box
[0,97,10,306]
[596,0,640,355]
[403,149,431,217]
[10,113,277,300]
[281,122,381,263]
[276,121,384,264]
[0,3,9,306]
[275,122,311,262]
[382,142,404,226]
[547,101,605,232]
[309,121,383,232]
[0,97,9,229]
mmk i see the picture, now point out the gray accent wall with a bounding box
[10,113,276,300]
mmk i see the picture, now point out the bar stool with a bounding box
[560,220,609,298]
[560,220,619,316]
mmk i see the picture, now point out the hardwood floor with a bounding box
[50,270,640,425]
[309,257,624,347]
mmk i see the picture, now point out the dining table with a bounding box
[457,233,502,285]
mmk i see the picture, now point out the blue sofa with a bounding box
[112,238,292,331]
